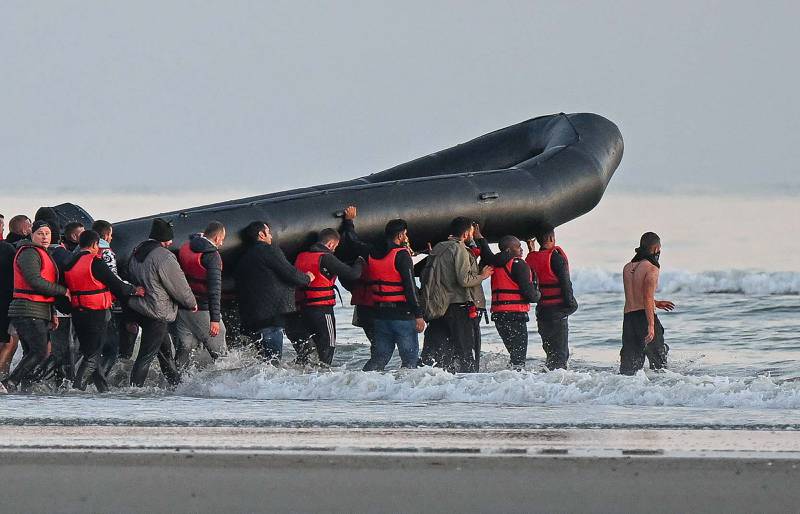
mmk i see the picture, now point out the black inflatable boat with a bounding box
[41,112,623,285]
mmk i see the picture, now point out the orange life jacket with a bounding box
[64,252,113,310]
[350,260,374,307]
[525,246,568,308]
[295,251,337,307]
[490,258,531,313]
[13,245,58,304]
[178,241,220,297]
[368,247,409,304]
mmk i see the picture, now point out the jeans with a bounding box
[363,318,419,371]
[256,326,284,363]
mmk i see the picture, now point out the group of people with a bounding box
[0,213,224,393]
[0,205,674,393]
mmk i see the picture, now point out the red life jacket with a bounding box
[13,245,58,304]
[64,252,113,310]
[295,251,337,307]
[178,241,220,297]
[525,246,568,308]
[490,258,531,313]
[368,247,409,304]
[350,260,374,307]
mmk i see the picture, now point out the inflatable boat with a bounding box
[41,112,623,284]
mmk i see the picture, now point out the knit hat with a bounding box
[149,218,174,242]
[31,219,52,234]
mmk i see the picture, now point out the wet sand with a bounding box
[1,426,799,513]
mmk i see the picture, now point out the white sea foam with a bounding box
[571,268,800,295]
[176,359,800,410]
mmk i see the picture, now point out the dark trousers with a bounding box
[537,315,569,370]
[47,317,77,382]
[287,307,336,365]
[130,315,180,387]
[117,311,138,359]
[620,310,668,375]
[100,312,129,374]
[5,317,50,388]
[72,309,111,392]
[473,312,484,370]
[353,305,376,357]
[421,304,477,373]
[493,312,529,368]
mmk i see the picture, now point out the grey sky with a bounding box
[2,1,798,194]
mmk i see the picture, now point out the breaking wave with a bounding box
[572,268,800,295]
[176,359,800,410]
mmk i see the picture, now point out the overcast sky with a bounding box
[2,1,798,196]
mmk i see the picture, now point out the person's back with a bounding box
[126,218,195,387]
[235,240,302,331]
[235,221,311,362]
[128,240,195,322]
[422,239,486,319]
[525,230,577,370]
[623,260,657,313]
[420,218,491,373]
[619,232,675,375]
[173,224,227,370]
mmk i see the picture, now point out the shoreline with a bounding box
[3,427,800,512]
[3,425,800,457]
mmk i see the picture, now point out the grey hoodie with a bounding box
[127,240,197,322]
[420,238,486,320]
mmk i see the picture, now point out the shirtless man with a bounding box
[619,232,675,375]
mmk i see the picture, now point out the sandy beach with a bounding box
[1,426,799,513]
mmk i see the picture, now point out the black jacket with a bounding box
[51,240,79,268]
[4,232,27,246]
[0,240,15,307]
[475,240,540,304]
[63,250,138,303]
[235,241,311,331]
[308,242,362,282]
[185,234,223,322]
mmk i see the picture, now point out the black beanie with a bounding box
[149,218,174,242]
[31,219,52,234]
[34,207,61,238]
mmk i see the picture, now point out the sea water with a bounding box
[0,191,798,430]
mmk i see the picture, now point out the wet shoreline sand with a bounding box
[2,426,799,513]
